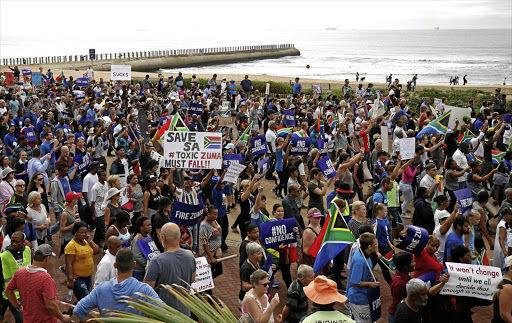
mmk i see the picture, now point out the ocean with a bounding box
[2,29,511,85]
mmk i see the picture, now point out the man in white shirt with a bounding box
[265,120,277,157]
[420,163,440,201]
[392,129,403,159]
[470,130,486,159]
[82,161,100,206]
[93,236,121,288]
[91,169,109,245]
[86,66,94,80]
[453,142,470,189]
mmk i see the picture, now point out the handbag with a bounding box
[121,186,134,211]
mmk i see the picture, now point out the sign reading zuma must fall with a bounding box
[163,131,223,169]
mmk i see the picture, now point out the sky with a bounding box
[0,0,511,58]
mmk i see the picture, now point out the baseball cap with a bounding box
[308,210,323,218]
[90,161,101,169]
[224,143,235,150]
[35,244,56,257]
[66,191,82,203]
[504,255,512,269]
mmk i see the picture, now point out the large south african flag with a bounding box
[204,136,222,149]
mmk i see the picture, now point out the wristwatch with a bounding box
[16,304,21,310]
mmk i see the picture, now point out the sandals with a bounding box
[231,226,239,233]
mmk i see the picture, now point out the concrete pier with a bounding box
[0,44,300,72]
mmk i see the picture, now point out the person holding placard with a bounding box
[131,216,152,281]
[199,205,223,289]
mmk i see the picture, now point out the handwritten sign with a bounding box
[260,218,297,249]
[399,138,415,160]
[440,262,502,300]
[191,257,214,293]
[163,131,222,169]
[136,237,161,261]
[170,200,204,226]
[317,156,336,179]
[224,163,246,184]
[110,64,132,81]
[250,134,268,157]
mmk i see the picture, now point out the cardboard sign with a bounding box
[170,200,204,226]
[136,237,161,261]
[265,83,270,96]
[191,257,215,293]
[399,138,415,160]
[260,218,297,249]
[221,101,231,109]
[380,125,389,153]
[224,163,246,184]
[443,105,471,128]
[317,156,336,179]
[454,188,473,216]
[440,262,502,300]
[72,151,90,174]
[250,134,268,157]
[110,64,132,81]
[163,131,223,169]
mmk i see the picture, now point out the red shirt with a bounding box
[388,271,411,315]
[413,249,445,281]
[359,130,370,152]
[6,266,58,323]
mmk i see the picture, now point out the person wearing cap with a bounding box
[493,255,512,322]
[300,275,353,323]
[300,208,324,268]
[0,231,31,322]
[4,244,72,323]
[59,191,83,257]
[0,167,15,215]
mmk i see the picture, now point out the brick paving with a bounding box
[2,176,494,322]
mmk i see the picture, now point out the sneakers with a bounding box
[272,281,280,288]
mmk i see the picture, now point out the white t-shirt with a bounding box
[265,129,277,153]
[82,173,98,205]
[433,226,452,263]
[90,181,108,217]
[86,68,94,79]
[470,132,485,157]
[433,209,450,232]
[453,149,468,182]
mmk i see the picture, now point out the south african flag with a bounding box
[457,130,475,143]
[204,136,222,149]
[276,127,291,138]
[492,150,506,165]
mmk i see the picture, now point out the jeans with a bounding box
[133,270,145,282]
[388,207,401,229]
[388,313,395,323]
[400,182,414,218]
[189,224,199,253]
[73,275,93,302]
[93,216,106,244]
[458,181,468,189]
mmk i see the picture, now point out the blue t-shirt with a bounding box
[275,148,284,172]
[3,133,17,156]
[292,83,302,95]
[444,232,464,264]
[68,166,82,192]
[474,119,484,132]
[212,185,227,219]
[40,141,55,164]
[326,191,336,207]
[372,190,392,239]
[58,176,71,197]
[372,218,389,248]
[55,124,72,136]
[346,250,374,305]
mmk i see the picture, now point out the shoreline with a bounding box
[2,67,511,94]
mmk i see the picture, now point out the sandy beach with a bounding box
[3,67,511,95]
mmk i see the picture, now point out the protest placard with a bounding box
[312,85,322,94]
[73,90,85,101]
[504,114,511,124]
[284,109,296,126]
[290,135,311,155]
[399,138,415,160]
[110,64,132,81]
[395,223,429,254]
[6,73,13,86]
[72,151,90,174]
[317,139,328,156]
[223,154,243,169]
[260,218,297,249]
[76,77,89,87]
[191,257,215,293]
[225,163,246,184]
[24,127,36,143]
[317,156,336,179]
[150,150,164,166]
[120,186,130,206]
[32,72,42,86]
[136,236,161,261]
[189,102,204,116]
[221,101,231,109]
[218,116,232,127]
[443,105,471,128]
[368,287,382,323]
[265,83,270,96]
[258,157,270,176]
[163,131,222,169]
[250,134,268,157]
[170,200,204,226]
[454,188,473,216]
[440,262,502,300]
[380,125,389,153]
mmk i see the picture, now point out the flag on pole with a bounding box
[380,250,396,272]
[416,111,452,137]
[156,114,179,141]
[276,127,291,138]
[492,150,506,164]
[468,152,482,162]
[55,72,64,83]
[235,121,252,145]
[309,202,356,273]
[476,248,490,266]
[457,130,475,143]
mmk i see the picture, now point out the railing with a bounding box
[0,44,295,66]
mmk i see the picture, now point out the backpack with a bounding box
[366,190,385,219]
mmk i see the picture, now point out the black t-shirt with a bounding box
[239,261,257,301]
[394,299,423,323]
[151,213,170,252]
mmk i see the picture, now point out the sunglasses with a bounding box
[16,184,25,187]
[259,282,270,287]
[37,177,44,181]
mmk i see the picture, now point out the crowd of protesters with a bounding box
[0,67,510,323]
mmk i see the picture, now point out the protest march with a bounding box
[0,64,511,323]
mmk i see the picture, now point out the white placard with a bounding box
[265,83,270,96]
[440,262,502,300]
[163,131,223,169]
[443,105,471,128]
[221,101,231,109]
[224,163,246,184]
[380,125,389,153]
[110,65,132,81]
[150,150,165,167]
[101,116,112,127]
[191,257,214,293]
[399,138,415,160]
[120,187,129,206]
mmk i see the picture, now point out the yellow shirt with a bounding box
[64,239,94,278]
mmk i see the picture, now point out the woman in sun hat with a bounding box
[301,275,354,323]
[103,187,122,227]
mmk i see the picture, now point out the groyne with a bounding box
[0,44,300,72]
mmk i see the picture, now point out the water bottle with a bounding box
[66,289,73,302]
